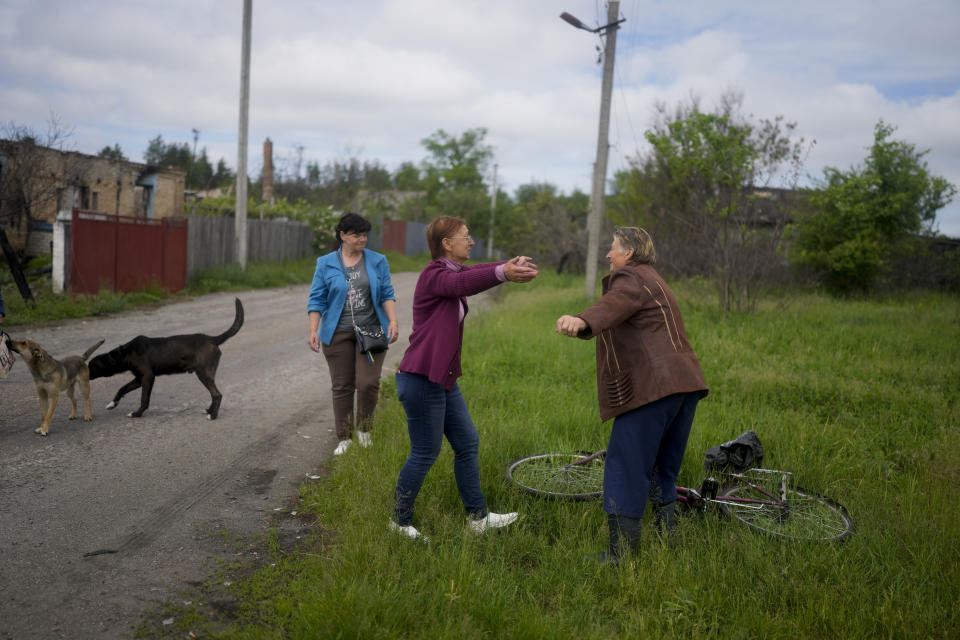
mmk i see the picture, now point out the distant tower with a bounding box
[262,138,275,204]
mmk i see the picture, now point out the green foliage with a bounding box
[792,121,957,293]
[144,134,234,190]
[188,195,338,252]
[394,161,423,191]
[610,93,810,311]
[184,258,318,295]
[414,128,495,238]
[290,157,392,209]
[96,143,127,161]
[502,183,589,270]
[380,250,431,273]
[153,277,959,639]
[420,128,492,193]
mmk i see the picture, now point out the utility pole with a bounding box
[487,163,498,259]
[187,128,199,189]
[235,0,252,269]
[583,0,620,298]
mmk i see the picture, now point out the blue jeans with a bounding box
[392,373,487,525]
[603,392,700,518]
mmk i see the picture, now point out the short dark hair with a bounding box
[426,216,467,259]
[335,212,371,246]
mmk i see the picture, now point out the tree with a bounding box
[143,134,232,190]
[610,93,810,311]
[418,128,494,238]
[0,115,86,304]
[212,159,234,189]
[504,183,588,271]
[97,144,127,161]
[420,128,492,192]
[792,121,957,293]
[394,162,422,191]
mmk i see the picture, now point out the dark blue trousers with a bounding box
[392,372,487,526]
[603,392,700,518]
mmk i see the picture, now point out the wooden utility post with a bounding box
[236,0,252,269]
[487,163,498,259]
[584,0,620,298]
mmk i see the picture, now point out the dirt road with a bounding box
[0,272,493,639]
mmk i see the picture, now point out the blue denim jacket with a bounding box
[307,248,396,346]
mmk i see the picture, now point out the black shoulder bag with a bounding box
[337,251,389,357]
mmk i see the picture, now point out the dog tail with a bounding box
[82,338,106,361]
[214,298,244,345]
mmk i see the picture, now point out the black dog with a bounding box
[89,298,243,419]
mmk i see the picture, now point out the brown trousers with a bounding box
[321,330,387,439]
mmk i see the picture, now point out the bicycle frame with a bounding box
[508,449,854,541]
[678,469,792,511]
[565,450,791,511]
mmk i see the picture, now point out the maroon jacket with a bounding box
[576,263,708,421]
[399,258,506,390]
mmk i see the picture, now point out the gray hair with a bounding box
[613,226,656,264]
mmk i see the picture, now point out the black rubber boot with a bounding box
[597,513,642,565]
[653,501,676,537]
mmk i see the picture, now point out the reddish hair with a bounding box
[426,216,467,259]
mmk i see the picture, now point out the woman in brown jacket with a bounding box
[556,227,708,563]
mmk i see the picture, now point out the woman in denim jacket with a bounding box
[308,213,398,455]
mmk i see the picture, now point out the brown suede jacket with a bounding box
[576,263,708,421]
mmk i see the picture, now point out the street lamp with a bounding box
[560,11,625,34]
[561,4,625,298]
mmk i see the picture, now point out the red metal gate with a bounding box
[70,209,188,295]
[381,219,407,254]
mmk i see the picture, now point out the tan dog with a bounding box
[7,337,104,436]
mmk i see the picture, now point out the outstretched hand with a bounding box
[504,255,539,283]
[556,314,587,337]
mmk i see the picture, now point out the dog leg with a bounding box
[80,373,94,421]
[66,382,79,420]
[35,391,49,435]
[36,389,58,436]
[129,374,155,418]
[106,377,142,410]
[196,369,222,420]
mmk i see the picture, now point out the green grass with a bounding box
[138,271,958,639]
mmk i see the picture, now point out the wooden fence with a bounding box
[185,215,313,278]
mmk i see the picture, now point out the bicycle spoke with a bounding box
[506,453,604,500]
[718,478,854,542]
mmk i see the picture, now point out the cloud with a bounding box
[2,0,958,234]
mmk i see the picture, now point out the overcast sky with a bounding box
[2,0,959,235]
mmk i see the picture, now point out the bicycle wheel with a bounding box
[506,453,604,500]
[718,473,854,542]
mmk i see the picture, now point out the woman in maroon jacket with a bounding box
[390,216,538,541]
[557,227,708,563]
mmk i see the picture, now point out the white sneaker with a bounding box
[333,439,352,455]
[357,431,372,447]
[469,511,518,534]
[389,520,428,542]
